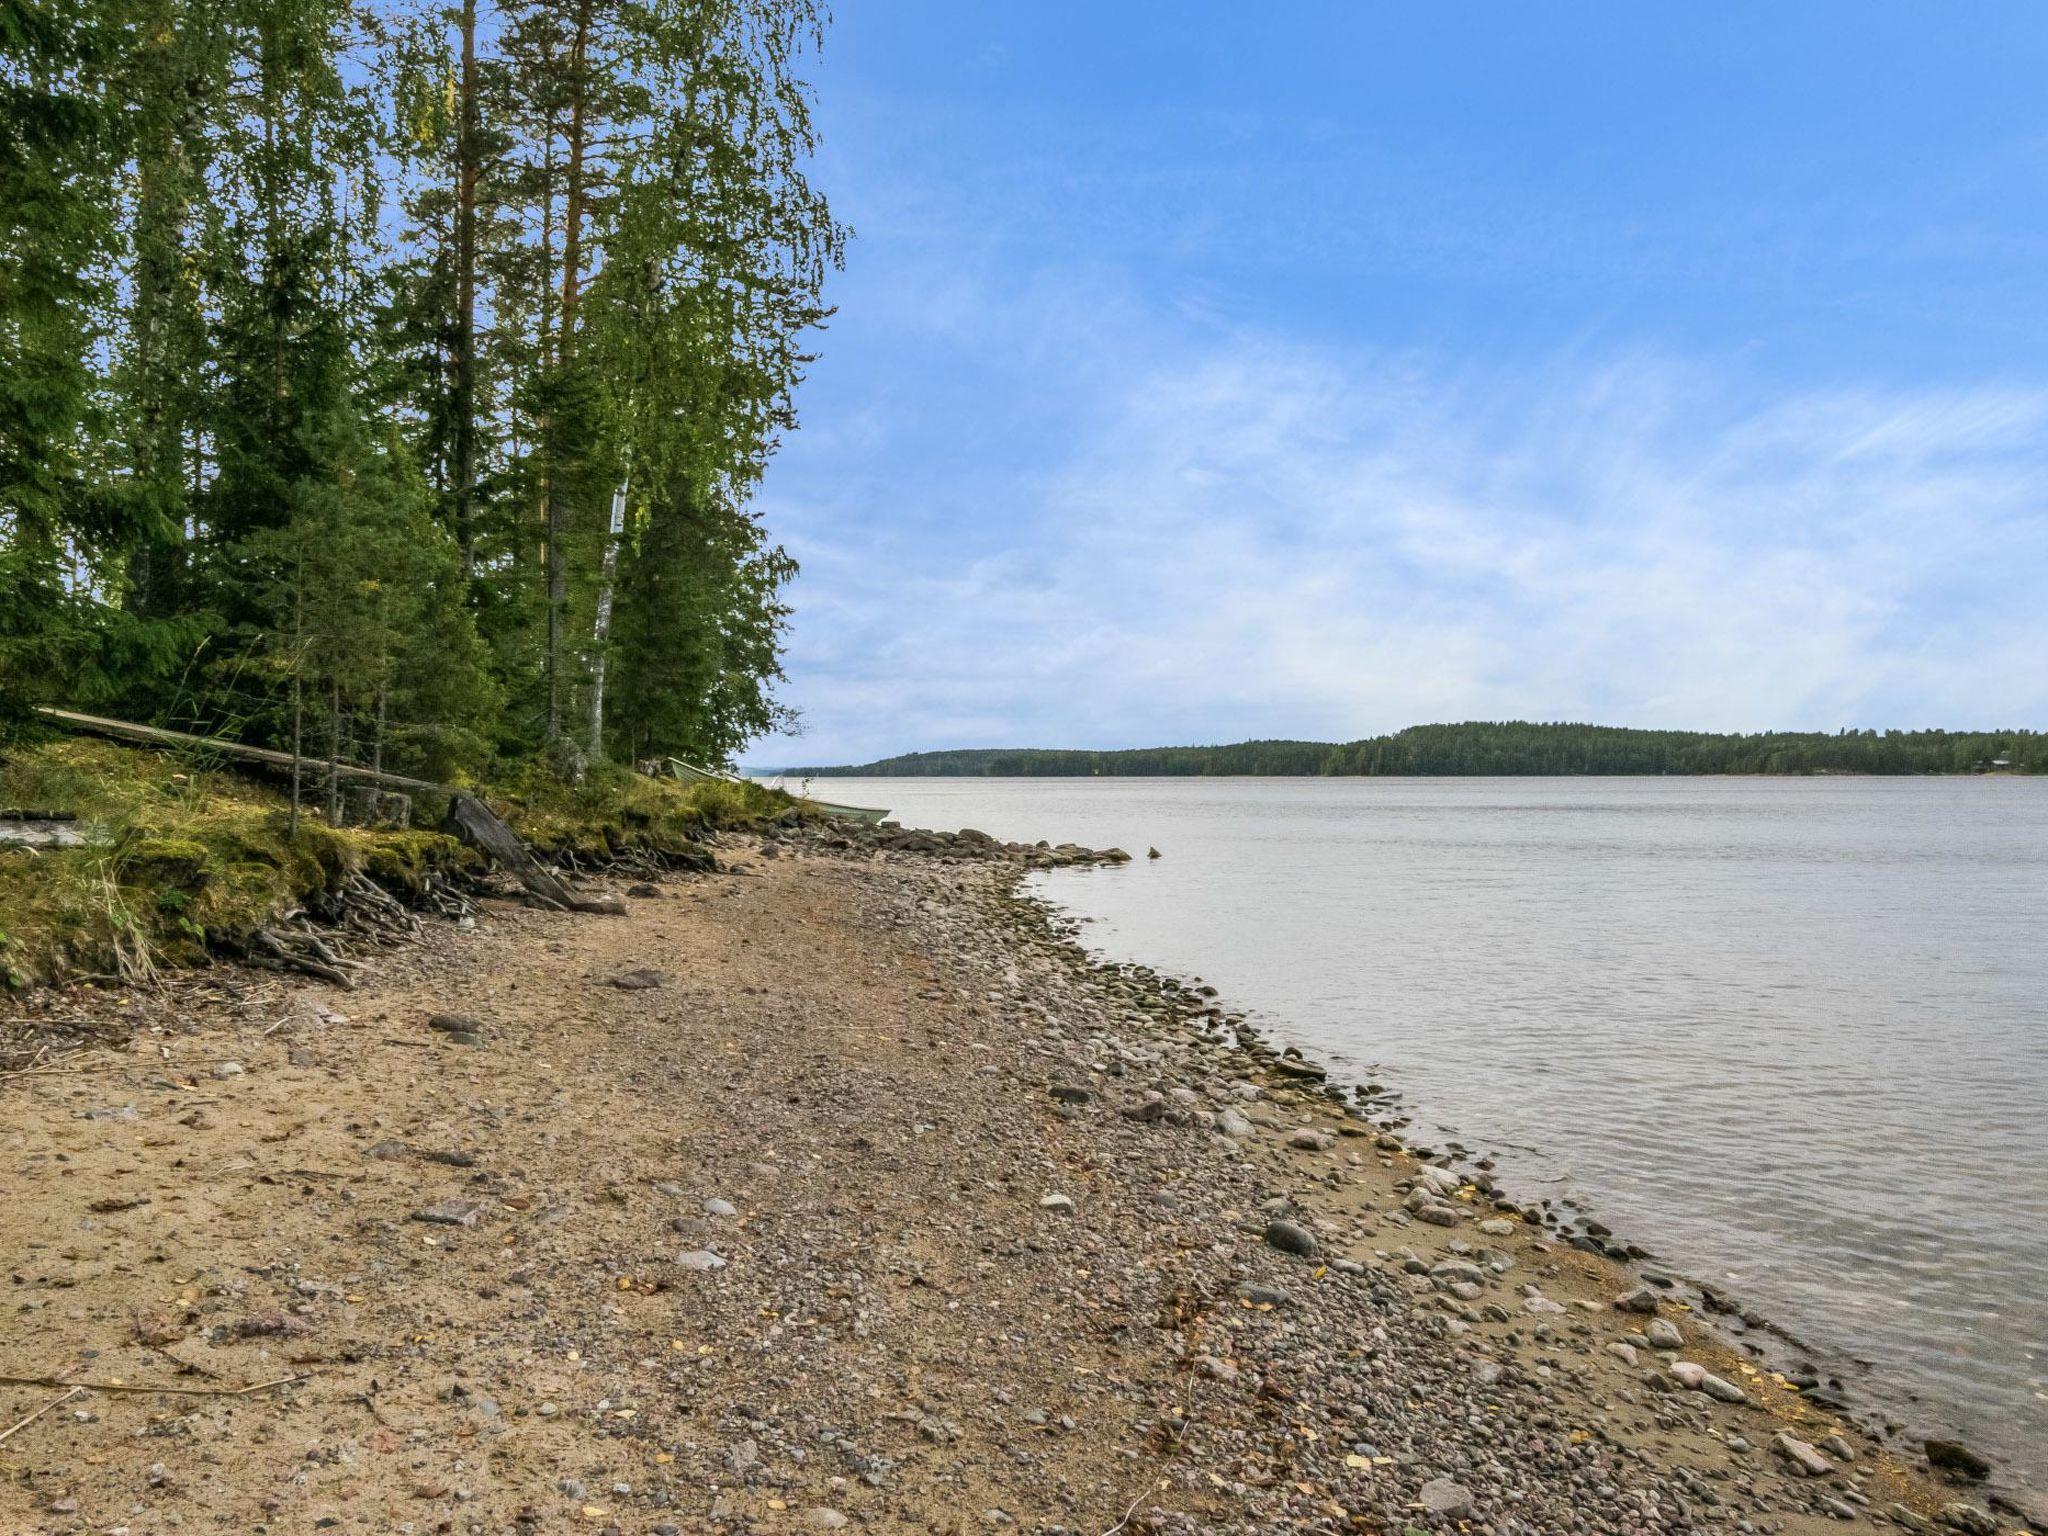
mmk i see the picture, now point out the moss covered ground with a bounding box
[0,737,805,989]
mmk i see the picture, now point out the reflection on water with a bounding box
[815,775,2048,1477]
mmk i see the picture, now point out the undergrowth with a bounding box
[0,738,801,989]
[494,759,814,863]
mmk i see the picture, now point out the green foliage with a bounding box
[2,0,839,778]
[0,739,476,984]
[800,724,2048,778]
[492,753,800,864]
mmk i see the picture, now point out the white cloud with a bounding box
[752,297,2048,765]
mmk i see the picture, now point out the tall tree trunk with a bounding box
[288,578,305,839]
[124,123,183,618]
[544,0,592,744]
[586,475,625,758]
[451,0,479,580]
[325,681,342,824]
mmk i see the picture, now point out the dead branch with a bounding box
[0,1386,85,1445]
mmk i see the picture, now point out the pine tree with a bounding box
[0,0,117,723]
[6,0,843,776]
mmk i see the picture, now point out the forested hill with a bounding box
[790,723,2048,777]
[2,0,841,780]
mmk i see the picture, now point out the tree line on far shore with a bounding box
[2,0,841,785]
[794,723,2048,778]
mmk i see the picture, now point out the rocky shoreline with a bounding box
[0,823,2030,1534]
[785,817,2035,1530]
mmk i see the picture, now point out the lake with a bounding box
[795,775,2048,1480]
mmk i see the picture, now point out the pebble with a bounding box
[676,1249,727,1271]
[1234,1283,1293,1307]
[1037,1193,1075,1213]
[1924,1439,1990,1480]
[1264,1219,1319,1257]
[1412,1165,1462,1195]
[1699,1372,1748,1404]
[1418,1477,1474,1517]
[1774,1431,1836,1477]
[703,1197,738,1218]
[1645,1317,1683,1349]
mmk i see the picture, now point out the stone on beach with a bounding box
[1698,1370,1748,1404]
[1418,1477,1474,1517]
[1774,1432,1837,1477]
[1924,1439,1992,1480]
[1645,1317,1683,1349]
[1412,1164,1462,1195]
[1264,1218,1319,1257]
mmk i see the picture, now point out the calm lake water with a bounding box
[798,775,2048,1478]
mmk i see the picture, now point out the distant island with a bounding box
[782,722,2045,777]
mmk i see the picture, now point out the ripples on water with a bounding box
[809,775,2048,1477]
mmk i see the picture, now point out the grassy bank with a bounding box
[0,737,802,989]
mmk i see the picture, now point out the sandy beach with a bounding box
[0,829,2019,1535]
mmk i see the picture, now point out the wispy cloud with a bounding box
[754,280,2048,765]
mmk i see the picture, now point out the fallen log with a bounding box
[36,706,624,915]
[443,795,625,915]
[37,707,448,796]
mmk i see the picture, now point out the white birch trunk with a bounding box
[586,476,627,758]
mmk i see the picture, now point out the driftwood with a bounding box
[0,1386,85,1445]
[0,1371,308,1399]
[0,814,86,848]
[444,795,624,915]
[251,927,358,988]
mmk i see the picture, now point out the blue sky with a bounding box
[747,2,2048,766]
